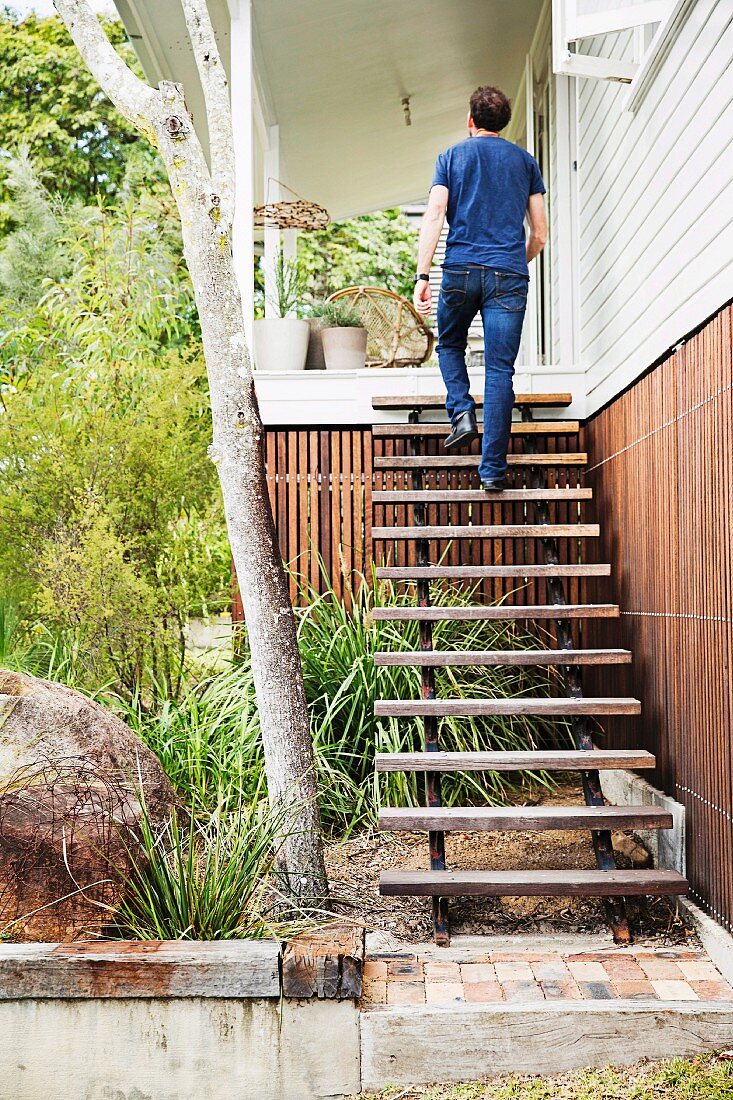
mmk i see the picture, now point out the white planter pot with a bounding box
[253,317,310,372]
[321,326,368,370]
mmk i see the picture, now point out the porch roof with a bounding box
[112,0,542,218]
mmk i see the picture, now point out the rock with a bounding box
[612,830,653,868]
[0,670,174,940]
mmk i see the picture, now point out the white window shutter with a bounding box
[552,0,674,82]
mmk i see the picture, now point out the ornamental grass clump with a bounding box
[112,799,294,940]
[295,565,572,820]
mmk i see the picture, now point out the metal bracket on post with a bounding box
[408,409,449,946]
[519,404,630,944]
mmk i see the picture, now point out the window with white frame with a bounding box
[551,0,683,84]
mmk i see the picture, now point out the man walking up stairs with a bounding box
[413,84,547,490]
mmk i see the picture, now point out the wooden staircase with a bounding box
[370,391,688,946]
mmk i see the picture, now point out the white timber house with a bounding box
[112,0,733,423]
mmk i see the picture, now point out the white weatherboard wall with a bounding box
[576,0,733,415]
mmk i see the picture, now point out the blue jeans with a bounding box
[437,266,528,482]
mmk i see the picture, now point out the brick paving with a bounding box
[361,942,733,1007]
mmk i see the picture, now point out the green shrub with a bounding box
[0,167,229,703]
[0,597,19,664]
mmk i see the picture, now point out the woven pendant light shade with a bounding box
[254,179,330,231]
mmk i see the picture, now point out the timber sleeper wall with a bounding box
[583,301,733,934]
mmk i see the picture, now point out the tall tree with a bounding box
[52,0,328,901]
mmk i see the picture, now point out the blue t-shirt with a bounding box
[432,136,545,277]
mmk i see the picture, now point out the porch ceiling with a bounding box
[254,0,542,217]
[112,0,542,218]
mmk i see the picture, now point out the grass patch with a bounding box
[362,1053,733,1099]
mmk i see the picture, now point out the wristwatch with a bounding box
[414,273,430,284]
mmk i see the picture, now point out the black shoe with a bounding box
[481,477,507,492]
[444,409,478,452]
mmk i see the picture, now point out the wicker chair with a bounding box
[327,286,435,367]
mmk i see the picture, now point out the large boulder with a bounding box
[0,669,174,940]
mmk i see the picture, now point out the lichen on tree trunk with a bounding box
[53,0,328,900]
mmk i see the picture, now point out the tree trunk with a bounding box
[53,0,328,901]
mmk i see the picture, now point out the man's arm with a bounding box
[526,192,547,264]
[413,184,449,316]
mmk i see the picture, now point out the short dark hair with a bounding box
[469,86,512,132]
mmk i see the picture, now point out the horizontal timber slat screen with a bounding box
[231,425,586,612]
[582,302,733,933]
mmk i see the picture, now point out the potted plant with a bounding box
[253,250,310,372]
[312,299,368,370]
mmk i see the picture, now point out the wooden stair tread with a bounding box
[375,749,655,771]
[378,805,672,832]
[372,393,573,410]
[371,524,599,539]
[373,488,592,502]
[375,564,611,579]
[373,649,632,666]
[374,697,641,717]
[372,604,618,621]
[373,421,580,437]
[379,869,689,898]
[374,453,587,468]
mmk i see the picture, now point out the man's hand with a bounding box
[413,278,432,316]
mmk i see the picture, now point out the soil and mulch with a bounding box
[325,780,691,945]
[356,1052,733,1100]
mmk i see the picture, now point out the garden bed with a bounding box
[326,781,689,944]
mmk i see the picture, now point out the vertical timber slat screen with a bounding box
[232,424,585,612]
[583,302,733,933]
[260,428,374,605]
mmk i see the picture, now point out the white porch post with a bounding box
[524,54,540,366]
[228,0,255,351]
[553,72,580,367]
[282,228,298,264]
[263,125,281,318]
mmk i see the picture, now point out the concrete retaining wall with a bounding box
[600,768,686,874]
[0,997,359,1100]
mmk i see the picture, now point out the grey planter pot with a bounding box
[321,326,368,370]
[305,318,327,370]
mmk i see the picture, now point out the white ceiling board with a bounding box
[113,0,542,217]
[251,0,543,216]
